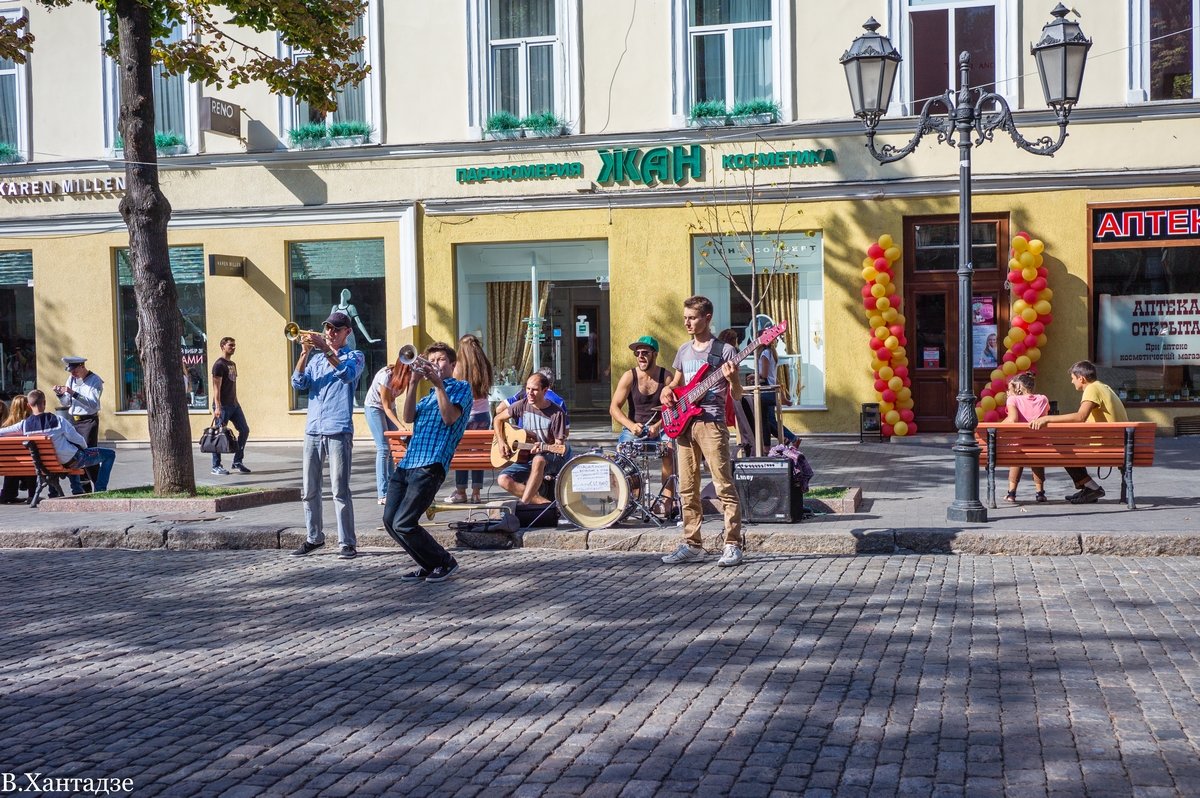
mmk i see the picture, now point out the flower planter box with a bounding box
[485,128,524,140]
[729,113,776,127]
[294,138,331,150]
[157,144,189,157]
[804,487,864,515]
[522,126,566,138]
[689,116,729,128]
[327,135,368,147]
[0,152,23,164]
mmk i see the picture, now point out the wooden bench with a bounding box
[386,428,497,518]
[0,436,85,508]
[975,422,1156,509]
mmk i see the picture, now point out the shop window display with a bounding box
[116,246,208,411]
[0,251,34,400]
[289,239,385,409]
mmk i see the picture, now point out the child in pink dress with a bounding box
[1002,372,1049,503]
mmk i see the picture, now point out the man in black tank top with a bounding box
[609,335,676,513]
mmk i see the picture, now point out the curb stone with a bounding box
[0,529,81,548]
[166,525,284,550]
[1082,533,1200,556]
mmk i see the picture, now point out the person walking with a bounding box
[661,296,745,567]
[364,354,400,505]
[53,356,103,491]
[210,337,251,475]
[445,333,493,504]
[290,311,365,560]
[384,342,473,583]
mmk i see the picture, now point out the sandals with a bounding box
[443,493,469,504]
[1004,490,1018,504]
[1034,490,1047,503]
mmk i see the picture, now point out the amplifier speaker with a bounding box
[733,457,802,523]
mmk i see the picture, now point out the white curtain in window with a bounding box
[492,47,520,115]
[153,70,187,137]
[527,43,554,115]
[0,65,16,146]
[691,0,770,26]
[693,33,725,103]
[491,0,555,39]
[332,16,367,123]
[733,26,771,103]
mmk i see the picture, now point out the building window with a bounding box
[0,251,34,398]
[688,0,773,109]
[288,239,386,409]
[0,9,28,162]
[1148,0,1196,100]
[116,246,208,412]
[104,20,194,152]
[912,221,999,272]
[488,0,559,119]
[288,10,374,141]
[692,232,825,408]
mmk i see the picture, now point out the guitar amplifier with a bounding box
[733,457,802,523]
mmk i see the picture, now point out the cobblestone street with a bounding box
[3,549,1200,797]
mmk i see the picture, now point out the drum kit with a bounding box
[554,438,680,530]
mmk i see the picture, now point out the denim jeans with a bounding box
[384,464,453,571]
[364,405,396,499]
[302,432,355,548]
[67,447,116,494]
[212,405,250,467]
[454,410,490,491]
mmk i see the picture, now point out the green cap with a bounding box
[628,335,659,353]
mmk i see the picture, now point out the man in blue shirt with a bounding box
[385,341,473,583]
[290,311,365,560]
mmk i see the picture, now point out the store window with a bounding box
[289,239,386,409]
[0,10,27,162]
[688,0,775,109]
[912,221,999,272]
[288,7,374,139]
[0,251,34,400]
[1092,203,1200,405]
[104,20,193,151]
[1147,0,1196,100]
[692,232,825,408]
[488,0,559,119]
[116,246,208,412]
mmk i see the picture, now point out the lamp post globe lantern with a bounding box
[1032,3,1093,109]
[839,18,902,124]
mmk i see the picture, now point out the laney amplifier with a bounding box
[733,457,801,523]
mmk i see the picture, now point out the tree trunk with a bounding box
[115,1,195,495]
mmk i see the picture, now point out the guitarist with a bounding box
[659,296,745,567]
[493,372,569,505]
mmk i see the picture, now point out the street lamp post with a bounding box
[840,3,1091,523]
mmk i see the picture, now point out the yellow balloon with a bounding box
[1022,267,1038,283]
[1027,347,1041,363]
[879,401,894,414]
[888,376,903,391]
[976,407,985,421]
[897,387,911,401]
[981,395,997,412]
[875,297,891,311]
[1039,288,1054,301]
[990,368,1005,382]
[885,283,897,296]
[869,314,885,328]
[1008,257,1022,270]
[885,410,900,425]
[863,257,875,270]
[871,283,886,298]
[1021,307,1038,323]
[1034,300,1052,316]
[885,246,901,262]
[1033,253,1043,268]
[1013,299,1028,314]
[893,346,906,359]
[1003,336,1017,350]
[1029,239,1044,254]
[878,365,894,381]
[876,271,892,286]
[875,326,889,339]
[897,398,914,409]
[1002,361,1018,375]
[1036,334,1048,347]
[883,336,898,350]
[893,420,909,436]
[872,359,886,372]
[894,314,907,326]
[863,267,878,282]
[1012,236,1029,252]
[893,357,909,370]
[878,233,894,249]
[1016,355,1032,371]
[1019,251,1035,268]
[994,391,1007,406]
[882,308,899,323]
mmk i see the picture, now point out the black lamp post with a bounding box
[840,4,1090,523]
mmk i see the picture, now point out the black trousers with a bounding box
[383,464,453,571]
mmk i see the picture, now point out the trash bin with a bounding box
[860,402,883,443]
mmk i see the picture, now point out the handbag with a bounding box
[199,423,236,454]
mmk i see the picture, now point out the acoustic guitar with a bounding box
[490,425,568,468]
[661,321,788,439]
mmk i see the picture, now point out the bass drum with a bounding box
[556,451,642,530]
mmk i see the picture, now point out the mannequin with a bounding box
[330,288,380,349]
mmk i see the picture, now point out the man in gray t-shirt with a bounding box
[672,338,738,422]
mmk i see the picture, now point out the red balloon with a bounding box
[890,296,902,310]
[861,284,873,298]
[907,422,918,435]
[1012,342,1027,356]
[1037,266,1048,279]
[991,378,1006,392]
[888,324,905,337]
[1041,314,1053,326]
[981,387,994,398]
[984,410,1002,422]
[1016,230,1031,241]
[864,297,877,310]
[893,366,909,379]
[867,244,885,259]
[1030,277,1047,291]
[1028,321,1045,336]
[882,423,895,437]
[874,379,888,393]
[877,347,892,361]
[1008,270,1023,285]
[869,337,883,350]
[1022,289,1038,304]
[1012,316,1029,330]
[874,257,889,270]
[899,409,915,423]
[1002,352,1017,363]
[881,389,897,403]
[1023,333,1038,349]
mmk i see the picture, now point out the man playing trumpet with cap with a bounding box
[289,311,365,560]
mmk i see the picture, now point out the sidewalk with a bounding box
[1,433,1197,555]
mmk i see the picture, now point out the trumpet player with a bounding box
[290,311,365,560]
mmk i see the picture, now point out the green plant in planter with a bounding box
[730,98,780,121]
[689,100,729,126]
[154,131,187,149]
[288,122,331,147]
[486,111,522,131]
[0,141,23,162]
[328,120,372,141]
[520,111,566,136]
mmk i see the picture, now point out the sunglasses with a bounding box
[634,349,654,357]
[322,324,348,332]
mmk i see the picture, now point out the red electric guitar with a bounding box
[661,321,788,439]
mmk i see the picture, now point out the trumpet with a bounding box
[397,344,433,371]
[284,322,339,367]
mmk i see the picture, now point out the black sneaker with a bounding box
[399,568,431,582]
[337,546,357,560]
[425,559,459,583]
[290,541,324,556]
[1067,486,1105,505]
[231,463,252,474]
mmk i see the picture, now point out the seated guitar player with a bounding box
[493,372,570,505]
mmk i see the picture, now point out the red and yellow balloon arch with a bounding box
[861,233,916,437]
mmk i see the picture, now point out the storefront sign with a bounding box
[721,149,836,171]
[596,144,704,186]
[1093,204,1200,243]
[199,97,242,138]
[208,254,246,277]
[0,176,125,198]
[456,161,583,183]
[1097,293,1200,366]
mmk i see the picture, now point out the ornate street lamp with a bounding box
[840,4,1091,523]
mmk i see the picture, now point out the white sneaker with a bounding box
[717,544,744,567]
[662,544,706,564]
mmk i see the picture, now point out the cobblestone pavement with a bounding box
[4,550,1200,797]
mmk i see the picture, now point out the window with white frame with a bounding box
[488,0,559,119]
[104,19,193,151]
[289,11,374,137]
[688,0,774,110]
[0,8,27,161]
[1147,0,1196,100]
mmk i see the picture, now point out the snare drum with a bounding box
[556,451,642,530]
[617,438,669,461]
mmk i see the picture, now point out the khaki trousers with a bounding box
[676,420,742,548]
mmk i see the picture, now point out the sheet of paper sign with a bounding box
[569,462,613,493]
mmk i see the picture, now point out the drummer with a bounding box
[609,335,676,513]
[494,371,569,505]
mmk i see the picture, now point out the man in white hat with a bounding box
[53,356,104,491]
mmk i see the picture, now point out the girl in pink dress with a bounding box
[1002,372,1049,503]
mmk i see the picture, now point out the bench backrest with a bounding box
[0,436,80,476]
[385,428,495,471]
[975,422,1156,468]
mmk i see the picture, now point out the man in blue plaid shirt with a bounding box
[384,341,473,583]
